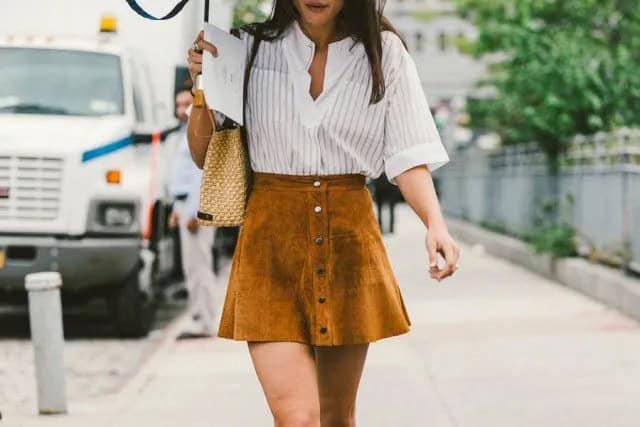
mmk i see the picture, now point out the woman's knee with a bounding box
[272,405,320,427]
[320,406,355,427]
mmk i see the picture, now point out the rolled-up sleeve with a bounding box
[383,34,450,185]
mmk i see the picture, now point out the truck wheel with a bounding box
[108,271,156,338]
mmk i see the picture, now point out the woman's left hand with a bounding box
[425,226,460,282]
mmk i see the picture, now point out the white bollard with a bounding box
[25,272,67,415]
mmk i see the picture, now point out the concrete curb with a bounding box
[447,217,640,322]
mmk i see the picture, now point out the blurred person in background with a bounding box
[168,87,217,339]
[371,175,403,234]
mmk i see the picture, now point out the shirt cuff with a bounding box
[385,142,450,185]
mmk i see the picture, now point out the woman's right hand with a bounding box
[188,31,219,87]
[186,31,219,169]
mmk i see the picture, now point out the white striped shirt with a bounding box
[214,20,450,184]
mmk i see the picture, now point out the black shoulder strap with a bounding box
[244,31,262,119]
[232,28,261,192]
[124,0,192,20]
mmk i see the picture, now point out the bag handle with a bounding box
[124,0,196,20]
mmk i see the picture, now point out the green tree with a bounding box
[232,0,269,27]
[458,0,640,158]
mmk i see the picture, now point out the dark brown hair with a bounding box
[242,0,403,104]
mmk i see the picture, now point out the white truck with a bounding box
[0,10,203,336]
[0,0,235,336]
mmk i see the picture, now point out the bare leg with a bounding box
[315,344,369,427]
[248,342,321,427]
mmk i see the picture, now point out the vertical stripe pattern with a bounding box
[236,21,450,184]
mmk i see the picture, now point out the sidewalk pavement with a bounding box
[9,205,640,427]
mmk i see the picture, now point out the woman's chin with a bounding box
[299,12,334,28]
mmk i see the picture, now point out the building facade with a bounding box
[386,0,485,104]
[384,0,485,147]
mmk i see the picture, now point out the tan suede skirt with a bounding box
[217,172,411,346]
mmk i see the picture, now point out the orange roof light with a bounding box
[100,15,117,33]
[106,169,121,184]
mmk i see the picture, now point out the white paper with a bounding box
[202,23,246,125]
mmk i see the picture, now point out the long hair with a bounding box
[242,0,403,104]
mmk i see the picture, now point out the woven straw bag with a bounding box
[196,123,251,226]
[193,30,260,227]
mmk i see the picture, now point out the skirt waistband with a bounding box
[252,172,366,191]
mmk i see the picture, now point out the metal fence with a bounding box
[438,129,640,272]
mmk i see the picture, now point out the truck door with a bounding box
[130,58,173,276]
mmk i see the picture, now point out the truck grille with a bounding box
[0,156,64,221]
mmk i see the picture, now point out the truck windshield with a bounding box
[0,48,125,116]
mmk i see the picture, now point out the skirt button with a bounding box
[318,296,326,303]
[319,326,328,334]
[313,180,321,187]
[314,236,324,245]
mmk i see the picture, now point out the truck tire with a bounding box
[108,270,156,338]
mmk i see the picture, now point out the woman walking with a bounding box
[186,0,460,425]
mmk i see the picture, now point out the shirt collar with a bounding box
[283,20,357,71]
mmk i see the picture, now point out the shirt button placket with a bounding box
[310,177,330,345]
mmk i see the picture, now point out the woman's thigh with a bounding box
[314,344,369,419]
[248,342,321,421]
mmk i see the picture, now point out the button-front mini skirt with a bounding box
[217,172,411,346]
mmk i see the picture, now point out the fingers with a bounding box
[437,243,457,280]
[188,49,203,78]
[188,61,201,81]
[200,39,218,57]
[426,235,443,281]
[190,38,218,57]
[188,30,217,55]
[187,33,218,82]
[438,242,461,281]
[188,49,203,65]
[427,235,460,282]
[191,31,204,52]
[427,237,438,271]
